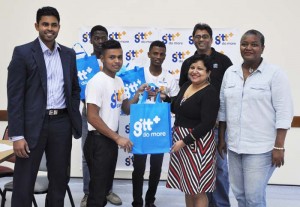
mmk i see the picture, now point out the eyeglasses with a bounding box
[193,34,210,40]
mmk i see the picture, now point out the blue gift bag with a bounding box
[117,66,146,100]
[74,43,100,100]
[130,93,172,154]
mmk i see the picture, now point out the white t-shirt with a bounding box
[85,72,128,131]
[144,67,179,97]
[97,59,103,71]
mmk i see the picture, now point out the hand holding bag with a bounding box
[129,92,172,154]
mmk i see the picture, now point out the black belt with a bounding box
[89,130,118,136]
[46,108,68,116]
[89,130,101,136]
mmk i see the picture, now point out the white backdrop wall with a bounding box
[0,0,299,185]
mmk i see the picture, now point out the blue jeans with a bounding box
[208,129,231,207]
[228,150,276,207]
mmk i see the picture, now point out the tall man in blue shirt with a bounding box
[7,6,82,207]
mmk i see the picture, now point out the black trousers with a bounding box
[84,132,118,207]
[132,154,164,207]
[12,113,72,207]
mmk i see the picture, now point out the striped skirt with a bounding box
[166,126,216,195]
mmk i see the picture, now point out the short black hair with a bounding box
[192,23,213,38]
[36,6,60,23]
[188,54,213,72]
[102,39,122,54]
[242,29,265,46]
[149,40,166,51]
[90,25,108,37]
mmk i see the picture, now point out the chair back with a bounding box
[2,126,8,140]
[2,126,16,163]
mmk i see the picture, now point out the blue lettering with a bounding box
[177,51,183,59]
[134,33,140,43]
[126,51,132,61]
[82,32,89,43]
[162,35,168,44]
[172,52,178,62]
[189,35,193,44]
[215,35,221,45]
[109,33,114,39]
[131,50,136,58]
[125,156,131,166]
[110,94,117,108]
[220,34,226,41]
[125,124,130,134]
[125,155,134,166]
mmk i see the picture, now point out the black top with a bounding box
[179,48,233,93]
[172,83,220,145]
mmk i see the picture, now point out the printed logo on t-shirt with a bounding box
[213,63,218,69]
[110,88,124,109]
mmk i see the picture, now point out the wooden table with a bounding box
[0,140,14,163]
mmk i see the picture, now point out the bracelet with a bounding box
[273,146,285,151]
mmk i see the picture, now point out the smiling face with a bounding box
[188,60,211,85]
[101,48,123,78]
[193,29,213,54]
[148,46,166,67]
[35,15,60,49]
[240,34,265,64]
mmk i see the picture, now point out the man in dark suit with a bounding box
[7,6,82,207]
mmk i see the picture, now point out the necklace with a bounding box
[183,82,210,100]
[249,68,254,73]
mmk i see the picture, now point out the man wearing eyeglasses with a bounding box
[179,23,232,207]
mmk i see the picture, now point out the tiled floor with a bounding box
[1,178,300,207]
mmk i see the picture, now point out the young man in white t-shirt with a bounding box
[132,40,179,207]
[84,39,147,207]
[81,25,123,207]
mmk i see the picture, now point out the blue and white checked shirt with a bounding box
[218,60,293,154]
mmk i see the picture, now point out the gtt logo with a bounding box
[134,31,153,43]
[111,88,124,109]
[133,116,161,137]
[109,31,126,40]
[215,32,234,45]
[77,67,93,81]
[125,49,144,61]
[124,79,143,98]
[161,32,180,44]
[172,51,190,63]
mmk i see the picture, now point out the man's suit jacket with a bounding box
[7,38,82,149]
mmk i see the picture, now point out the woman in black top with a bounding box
[166,54,219,207]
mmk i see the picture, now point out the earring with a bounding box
[207,75,211,83]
